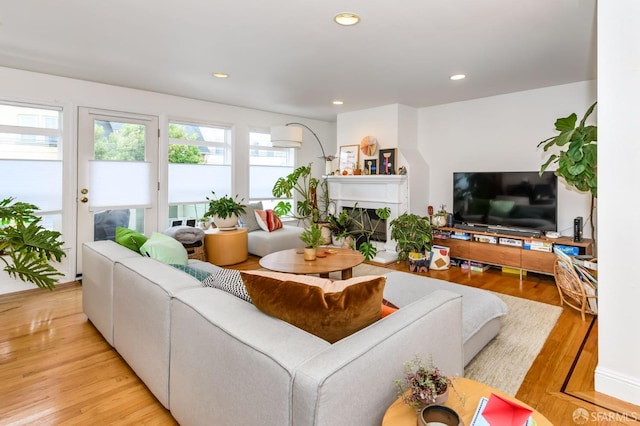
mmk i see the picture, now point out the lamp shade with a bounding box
[270,125,303,148]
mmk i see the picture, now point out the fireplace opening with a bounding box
[342,207,387,243]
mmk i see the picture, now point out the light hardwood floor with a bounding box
[1,257,638,425]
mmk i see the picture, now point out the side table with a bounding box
[382,377,552,426]
[204,228,248,266]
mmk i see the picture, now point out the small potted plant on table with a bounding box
[395,354,459,412]
[327,209,353,248]
[299,222,324,261]
[205,192,246,229]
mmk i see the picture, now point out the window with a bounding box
[0,102,63,231]
[167,120,232,225]
[249,130,294,211]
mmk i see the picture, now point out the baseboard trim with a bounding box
[595,366,640,407]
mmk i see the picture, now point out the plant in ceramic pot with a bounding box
[395,354,459,412]
[205,192,246,229]
[431,205,448,228]
[299,222,324,261]
[198,216,211,230]
[389,212,433,264]
[0,197,66,290]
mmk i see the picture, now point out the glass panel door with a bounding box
[76,107,158,274]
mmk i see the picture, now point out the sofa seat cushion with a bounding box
[240,270,385,343]
[383,271,507,364]
[247,225,304,257]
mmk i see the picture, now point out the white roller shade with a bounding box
[168,163,231,203]
[89,160,151,210]
[0,160,62,212]
[250,165,293,199]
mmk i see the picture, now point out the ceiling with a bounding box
[0,0,597,122]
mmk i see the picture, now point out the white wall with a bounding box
[595,0,640,406]
[337,104,429,214]
[0,66,335,290]
[418,81,596,238]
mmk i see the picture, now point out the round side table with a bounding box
[204,228,248,266]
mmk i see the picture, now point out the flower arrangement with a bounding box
[395,354,458,411]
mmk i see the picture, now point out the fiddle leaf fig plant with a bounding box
[0,197,66,290]
[538,102,597,198]
[538,102,597,239]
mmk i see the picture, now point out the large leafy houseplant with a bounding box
[205,193,246,219]
[0,197,66,290]
[538,102,597,237]
[272,164,328,222]
[389,213,433,262]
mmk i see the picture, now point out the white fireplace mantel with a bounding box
[326,175,408,263]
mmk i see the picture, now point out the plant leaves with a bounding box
[555,113,577,132]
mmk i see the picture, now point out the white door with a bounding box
[76,107,158,274]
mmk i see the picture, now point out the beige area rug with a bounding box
[346,263,562,396]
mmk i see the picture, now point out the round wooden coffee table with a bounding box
[259,248,364,280]
[382,377,552,426]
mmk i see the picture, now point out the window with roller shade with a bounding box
[0,102,63,232]
[167,120,232,224]
[249,130,294,212]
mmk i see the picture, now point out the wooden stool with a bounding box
[204,228,248,266]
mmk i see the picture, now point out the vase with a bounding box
[303,247,317,261]
[199,220,211,230]
[432,215,447,228]
[212,215,238,229]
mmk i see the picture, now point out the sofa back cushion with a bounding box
[240,270,385,343]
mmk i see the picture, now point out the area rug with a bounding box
[345,264,562,396]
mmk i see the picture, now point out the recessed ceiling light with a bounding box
[212,72,229,78]
[450,74,466,81]
[332,100,344,105]
[334,13,360,26]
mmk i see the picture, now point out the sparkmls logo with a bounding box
[573,408,589,424]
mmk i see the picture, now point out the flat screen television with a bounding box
[452,171,558,232]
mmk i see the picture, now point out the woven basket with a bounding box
[186,244,206,261]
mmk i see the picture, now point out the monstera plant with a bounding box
[0,197,66,290]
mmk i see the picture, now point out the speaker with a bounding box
[447,213,454,227]
[573,216,583,242]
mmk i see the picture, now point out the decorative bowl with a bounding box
[416,404,463,426]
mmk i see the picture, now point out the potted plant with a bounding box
[205,192,246,229]
[353,161,363,175]
[395,354,459,411]
[0,197,66,290]
[272,163,329,223]
[389,213,433,265]
[299,222,324,261]
[198,216,211,230]
[538,101,597,239]
[347,204,391,261]
[327,210,353,247]
[431,204,448,228]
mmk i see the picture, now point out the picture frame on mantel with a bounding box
[379,148,396,175]
[339,145,359,174]
[364,159,377,175]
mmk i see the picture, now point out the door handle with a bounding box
[80,197,88,203]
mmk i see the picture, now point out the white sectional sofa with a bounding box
[247,224,304,257]
[82,240,506,426]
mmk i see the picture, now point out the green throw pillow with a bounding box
[140,232,188,265]
[115,226,148,253]
[170,264,212,282]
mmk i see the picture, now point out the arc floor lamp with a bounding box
[270,122,335,175]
